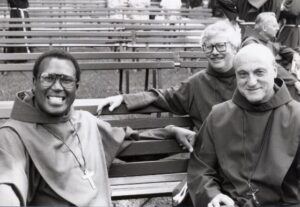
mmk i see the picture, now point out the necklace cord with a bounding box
[242,110,275,197]
[41,121,87,173]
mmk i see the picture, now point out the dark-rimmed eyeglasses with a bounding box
[202,42,229,54]
[39,73,77,89]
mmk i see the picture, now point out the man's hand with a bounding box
[97,95,123,114]
[165,125,195,152]
[208,193,235,207]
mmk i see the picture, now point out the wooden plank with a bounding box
[109,159,188,177]
[107,116,193,129]
[0,17,218,25]
[109,173,186,185]
[117,140,185,157]
[0,31,132,37]
[0,52,174,61]
[111,181,180,198]
[0,61,175,72]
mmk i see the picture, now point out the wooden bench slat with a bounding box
[109,159,188,177]
[118,140,184,157]
[110,173,186,185]
[107,116,193,129]
[111,181,181,198]
[0,62,175,72]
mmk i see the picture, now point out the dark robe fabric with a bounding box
[277,0,300,49]
[0,90,173,206]
[217,0,282,21]
[187,78,300,207]
[217,0,282,37]
[124,66,300,131]
[124,67,237,131]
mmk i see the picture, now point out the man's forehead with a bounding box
[205,34,228,44]
[40,58,76,76]
[235,55,272,71]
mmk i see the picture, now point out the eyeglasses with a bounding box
[202,42,229,54]
[39,73,77,89]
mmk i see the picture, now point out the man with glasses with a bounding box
[0,50,193,205]
[188,43,300,207]
[96,19,300,206]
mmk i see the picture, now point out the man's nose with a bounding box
[211,46,219,54]
[51,79,64,90]
[247,74,257,86]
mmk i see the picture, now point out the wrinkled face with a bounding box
[203,34,237,73]
[262,16,279,39]
[235,55,277,104]
[33,58,78,117]
[204,34,236,73]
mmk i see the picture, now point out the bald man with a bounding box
[188,44,300,207]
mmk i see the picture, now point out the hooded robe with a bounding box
[123,66,299,131]
[0,90,174,206]
[187,79,300,207]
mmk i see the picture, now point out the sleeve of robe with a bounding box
[278,44,295,64]
[123,76,194,116]
[187,116,222,207]
[96,117,177,168]
[0,127,29,205]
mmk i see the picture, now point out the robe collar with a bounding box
[232,78,293,112]
[10,90,72,124]
[207,65,236,78]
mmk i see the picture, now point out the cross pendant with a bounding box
[82,169,96,190]
[246,184,260,207]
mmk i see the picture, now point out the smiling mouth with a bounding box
[210,56,224,61]
[47,96,65,105]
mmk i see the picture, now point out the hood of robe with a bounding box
[10,90,71,124]
[4,90,113,206]
[232,78,293,112]
[207,66,236,78]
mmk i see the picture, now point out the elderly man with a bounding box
[0,50,192,206]
[97,20,299,206]
[216,0,282,38]
[242,12,300,78]
[97,19,299,138]
[98,20,242,133]
[188,44,300,207]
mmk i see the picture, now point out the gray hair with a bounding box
[201,19,242,49]
[254,12,277,30]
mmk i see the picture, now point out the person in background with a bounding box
[97,19,300,207]
[242,12,300,80]
[5,0,31,54]
[0,50,193,206]
[127,0,151,20]
[217,0,282,37]
[159,0,182,20]
[188,43,300,207]
[277,0,300,50]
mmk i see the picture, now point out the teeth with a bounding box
[48,96,64,105]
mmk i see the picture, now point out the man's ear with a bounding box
[273,61,278,77]
[32,77,37,92]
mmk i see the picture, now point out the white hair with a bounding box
[201,19,242,49]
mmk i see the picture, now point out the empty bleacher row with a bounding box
[0,0,218,97]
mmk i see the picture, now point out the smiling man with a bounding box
[188,44,300,207]
[0,50,194,206]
